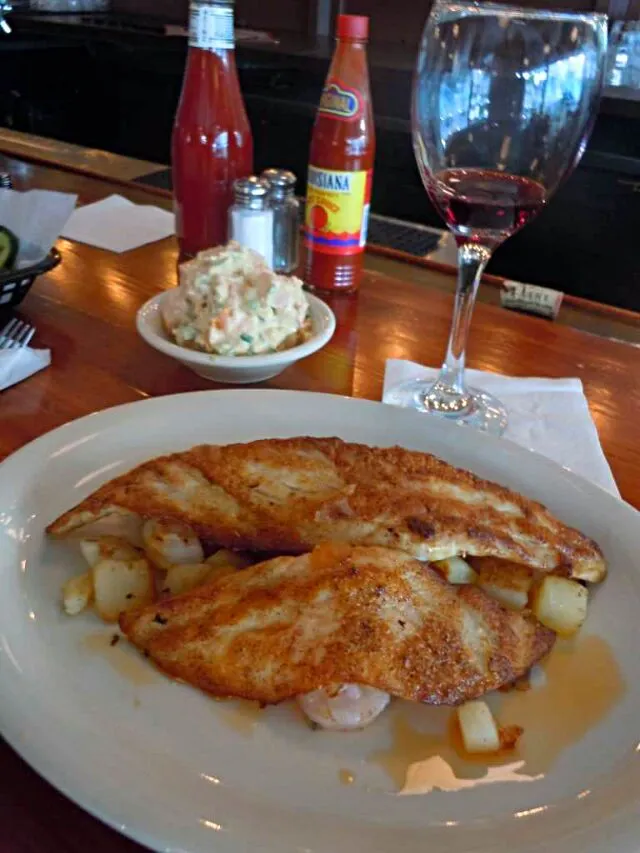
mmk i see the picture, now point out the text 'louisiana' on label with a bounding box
[308,167,353,193]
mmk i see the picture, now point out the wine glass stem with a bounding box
[438,242,492,396]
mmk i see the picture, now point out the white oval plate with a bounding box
[137,292,335,384]
[1,390,639,853]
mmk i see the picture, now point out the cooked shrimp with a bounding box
[297,684,390,731]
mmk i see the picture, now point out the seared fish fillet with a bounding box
[48,437,605,582]
[120,544,556,705]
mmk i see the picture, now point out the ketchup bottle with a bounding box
[172,0,253,261]
[304,14,375,292]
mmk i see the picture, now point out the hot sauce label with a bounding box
[304,166,372,256]
[318,80,363,121]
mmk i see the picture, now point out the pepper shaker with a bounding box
[262,168,300,274]
[228,177,274,268]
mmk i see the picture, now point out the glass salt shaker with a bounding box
[228,177,274,269]
[261,169,300,274]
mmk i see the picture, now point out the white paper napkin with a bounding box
[61,194,175,253]
[383,360,618,496]
[0,188,77,266]
[0,347,51,392]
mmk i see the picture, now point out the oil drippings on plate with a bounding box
[370,712,531,794]
[499,634,625,776]
[214,697,264,736]
[339,769,356,785]
[81,632,157,686]
[371,634,625,794]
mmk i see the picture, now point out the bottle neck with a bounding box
[334,38,368,57]
[318,36,371,126]
[329,38,370,89]
[337,38,367,48]
[188,1,235,54]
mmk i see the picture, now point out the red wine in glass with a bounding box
[428,168,547,246]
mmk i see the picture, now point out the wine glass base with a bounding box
[385,378,508,436]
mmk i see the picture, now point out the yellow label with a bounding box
[304,166,371,256]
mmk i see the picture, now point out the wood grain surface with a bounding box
[1,154,639,853]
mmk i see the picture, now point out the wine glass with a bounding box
[386,1,607,434]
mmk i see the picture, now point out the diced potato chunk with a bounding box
[206,549,253,571]
[141,519,204,570]
[164,562,217,596]
[478,574,532,611]
[62,571,94,616]
[164,552,249,597]
[80,536,141,568]
[92,557,154,622]
[531,575,588,636]
[432,556,478,585]
[457,700,501,753]
[479,580,529,611]
[471,557,533,611]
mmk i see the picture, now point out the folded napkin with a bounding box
[61,194,175,253]
[383,360,618,496]
[0,347,51,392]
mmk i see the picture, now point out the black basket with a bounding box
[0,248,61,310]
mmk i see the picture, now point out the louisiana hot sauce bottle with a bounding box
[304,14,375,292]
[172,0,253,262]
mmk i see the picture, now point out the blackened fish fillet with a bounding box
[120,544,556,705]
[48,437,606,582]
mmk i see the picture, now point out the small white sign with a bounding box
[501,280,563,320]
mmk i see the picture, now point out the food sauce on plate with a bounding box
[371,635,625,794]
[215,698,264,736]
[339,769,356,785]
[499,634,625,777]
[83,624,623,794]
[81,632,157,687]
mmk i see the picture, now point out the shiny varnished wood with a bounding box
[1,154,639,853]
[0,127,165,182]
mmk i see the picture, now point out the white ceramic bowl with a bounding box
[136,291,336,384]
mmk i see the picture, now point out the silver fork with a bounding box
[0,318,36,350]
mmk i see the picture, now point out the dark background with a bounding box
[2,0,640,310]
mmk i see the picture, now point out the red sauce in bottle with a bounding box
[304,15,375,293]
[172,0,253,262]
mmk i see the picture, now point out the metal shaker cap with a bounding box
[261,168,297,198]
[0,172,12,189]
[233,176,270,209]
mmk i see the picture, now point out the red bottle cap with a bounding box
[337,14,369,41]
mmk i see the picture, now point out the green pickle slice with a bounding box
[0,225,19,271]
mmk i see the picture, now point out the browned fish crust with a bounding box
[119,545,556,705]
[48,437,606,581]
